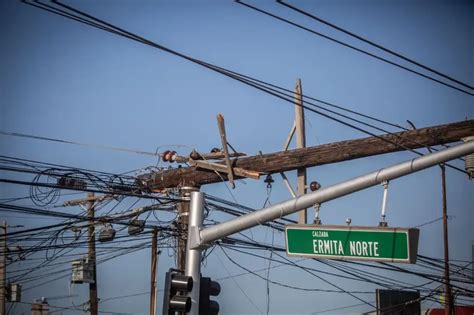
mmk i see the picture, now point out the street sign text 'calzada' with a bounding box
[285,225,419,263]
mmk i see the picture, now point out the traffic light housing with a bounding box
[162,269,193,315]
[199,277,221,315]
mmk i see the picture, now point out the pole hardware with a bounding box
[313,203,321,225]
[309,181,321,192]
[189,160,260,180]
[264,174,274,189]
[379,180,389,227]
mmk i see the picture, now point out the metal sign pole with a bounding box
[185,191,204,315]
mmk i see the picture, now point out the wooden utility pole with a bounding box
[138,120,474,190]
[0,221,6,315]
[217,114,235,189]
[440,165,453,315]
[294,79,307,224]
[87,193,98,315]
[149,228,159,315]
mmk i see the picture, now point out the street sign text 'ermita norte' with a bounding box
[285,225,419,263]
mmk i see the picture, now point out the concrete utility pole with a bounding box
[440,165,453,315]
[294,79,308,224]
[87,193,98,315]
[0,221,6,315]
[149,228,159,315]
[138,120,474,190]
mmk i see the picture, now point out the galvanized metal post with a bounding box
[185,191,204,315]
[177,187,199,271]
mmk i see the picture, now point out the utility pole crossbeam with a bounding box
[294,79,308,224]
[188,140,474,249]
[138,120,474,190]
[217,114,235,189]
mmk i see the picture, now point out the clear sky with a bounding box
[0,0,473,314]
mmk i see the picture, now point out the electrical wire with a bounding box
[236,0,473,96]
[0,130,160,157]
[276,0,474,91]
[22,0,469,179]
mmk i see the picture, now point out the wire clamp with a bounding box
[379,180,389,227]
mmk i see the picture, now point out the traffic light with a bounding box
[199,276,221,315]
[162,269,193,315]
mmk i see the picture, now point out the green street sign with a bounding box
[285,225,419,263]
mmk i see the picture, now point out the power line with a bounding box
[236,0,473,96]
[0,130,160,157]
[22,0,468,178]
[276,0,473,91]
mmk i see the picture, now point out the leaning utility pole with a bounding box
[194,140,474,247]
[440,165,453,315]
[0,221,6,315]
[149,228,159,315]
[138,120,474,190]
[185,141,474,313]
[294,79,307,224]
[87,193,98,315]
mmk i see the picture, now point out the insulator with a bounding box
[210,147,221,153]
[264,174,274,184]
[189,149,202,160]
[168,151,177,163]
[162,150,171,162]
[162,150,177,163]
[264,174,274,188]
[309,181,321,192]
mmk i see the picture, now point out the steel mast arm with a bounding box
[191,140,474,248]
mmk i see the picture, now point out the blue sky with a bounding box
[1,0,473,314]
